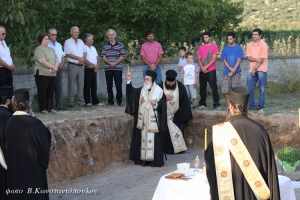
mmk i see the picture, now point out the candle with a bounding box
[205,128,207,150]
[299,109,300,127]
[127,65,130,73]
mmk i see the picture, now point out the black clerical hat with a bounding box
[14,88,30,102]
[230,87,249,105]
[145,70,157,82]
[0,86,14,97]
[166,70,177,82]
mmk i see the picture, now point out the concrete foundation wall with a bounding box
[12,57,300,100]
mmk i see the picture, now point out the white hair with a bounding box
[70,26,79,32]
[106,29,117,38]
[84,33,93,42]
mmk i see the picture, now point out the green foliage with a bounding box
[0,0,243,68]
[233,0,300,30]
[277,147,300,165]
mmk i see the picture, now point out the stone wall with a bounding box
[12,57,300,100]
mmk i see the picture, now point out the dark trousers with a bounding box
[84,68,99,104]
[35,70,57,112]
[199,70,220,108]
[0,67,13,86]
[105,70,123,105]
[55,70,63,109]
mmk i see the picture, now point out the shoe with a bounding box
[97,103,104,106]
[214,106,221,110]
[81,104,88,107]
[257,108,265,114]
[192,106,197,111]
[107,102,114,106]
[41,110,48,114]
[49,109,57,113]
[199,105,206,109]
[69,105,74,108]
[57,107,68,111]
[117,103,124,107]
[86,103,92,107]
[249,107,257,110]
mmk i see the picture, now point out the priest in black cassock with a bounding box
[158,70,193,154]
[5,88,51,200]
[0,86,13,200]
[125,70,167,167]
[204,87,280,200]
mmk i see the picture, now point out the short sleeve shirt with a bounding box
[0,40,13,67]
[197,43,219,72]
[101,41,126,71]
[34,45,57,76]
[48,41,65,63]
[64,38,86,64]
[221,45,244,75]
[182,63,199,85]
[85,45,98,66]
[246,40,268,72]
[140,41,164,64]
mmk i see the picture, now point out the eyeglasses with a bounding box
[2,33,6,36]
[50,34,57,36]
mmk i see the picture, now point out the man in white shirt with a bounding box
[0,26,16,87]
[48,28,67,110]
[64,26,87,108]
[83,33,103,106]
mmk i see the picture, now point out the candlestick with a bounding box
[205,128,207,150]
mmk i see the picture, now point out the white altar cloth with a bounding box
[152,168,296,200]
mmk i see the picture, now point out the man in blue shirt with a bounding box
[221,32,244,107]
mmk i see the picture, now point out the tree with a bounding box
[0,0,243,67]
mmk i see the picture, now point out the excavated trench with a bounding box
[45,111,300,183]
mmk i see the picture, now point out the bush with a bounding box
[277,147,300,165]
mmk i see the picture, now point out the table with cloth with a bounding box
[152,168,296,200]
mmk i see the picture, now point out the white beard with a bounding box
[143,82,152,90]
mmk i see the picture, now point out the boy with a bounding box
[182,52,198,110]
[221,32,244,107]
[178,46,187,72]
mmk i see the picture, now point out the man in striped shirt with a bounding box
[101,29,126,106]
[140,29,164,84]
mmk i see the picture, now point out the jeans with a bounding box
[246,71,268,109]
[199,70,220,108]
[143,65,162,84]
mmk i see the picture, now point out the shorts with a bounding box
[185,85,197,99]
[221,72,241,93]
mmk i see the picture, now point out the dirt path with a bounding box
[48,147,300,200]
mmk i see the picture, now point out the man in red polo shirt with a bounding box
[140,29,164,84]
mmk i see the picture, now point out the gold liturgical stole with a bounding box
[213,122,270,200]
[162,81,187,153]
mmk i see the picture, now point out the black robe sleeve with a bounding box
[155,94,167,134]
[32,119,52,169]
[125,82,139,116]
[173,81,193,123]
